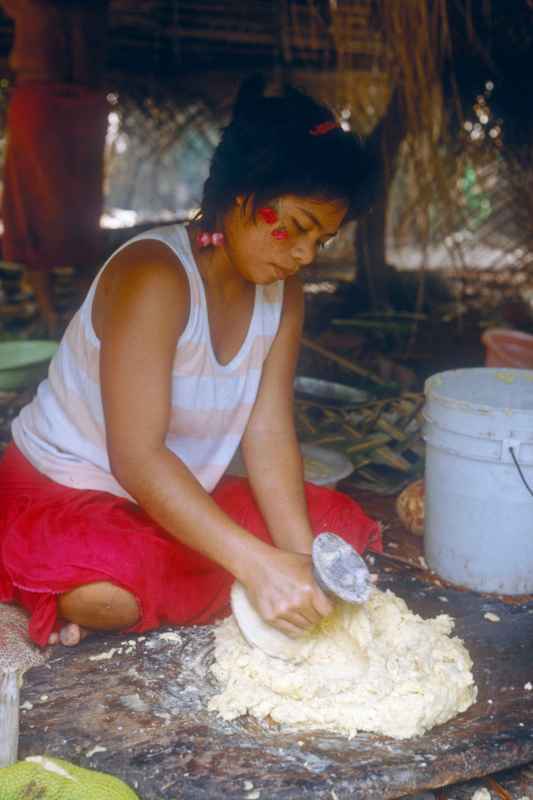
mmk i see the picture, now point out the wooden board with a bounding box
[18,560,533,800]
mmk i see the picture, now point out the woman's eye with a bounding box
[293,219,310,234]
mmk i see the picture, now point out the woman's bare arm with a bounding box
[240,276,315,555]
[240,277,334,625]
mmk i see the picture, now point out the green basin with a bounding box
[0,340,58,390]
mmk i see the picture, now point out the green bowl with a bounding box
[0,340,58,390]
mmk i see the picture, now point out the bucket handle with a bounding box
[509,447,533,498]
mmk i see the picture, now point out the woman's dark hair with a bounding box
[198,74,380,231]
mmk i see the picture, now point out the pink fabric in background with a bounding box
[2,83,107,270]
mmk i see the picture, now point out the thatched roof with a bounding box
[0,1,384,75]
[108,0,383,70]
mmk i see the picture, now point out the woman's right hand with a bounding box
[242,548,334,637]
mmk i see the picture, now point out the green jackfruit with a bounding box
[0,755,140,799]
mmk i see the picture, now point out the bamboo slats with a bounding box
[295,391,425,494]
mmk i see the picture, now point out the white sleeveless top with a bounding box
[12,225,285,500]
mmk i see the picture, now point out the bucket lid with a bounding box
[424,367,533,452]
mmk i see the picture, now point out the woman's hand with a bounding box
[242,548,334,637]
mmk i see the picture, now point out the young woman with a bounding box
[0,76,381,647]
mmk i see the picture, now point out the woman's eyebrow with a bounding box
[296,207,337,237]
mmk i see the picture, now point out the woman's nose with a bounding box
[291,238,316,267]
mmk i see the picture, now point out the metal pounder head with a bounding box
[312,532,372,604]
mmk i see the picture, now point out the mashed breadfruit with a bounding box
[210,588,477,739]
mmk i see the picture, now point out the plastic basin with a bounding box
[227,443,354,490]
[300,443,354,488]
[0,340,58,390]
[481,327,533,369]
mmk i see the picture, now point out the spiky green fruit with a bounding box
[0,755,140,799]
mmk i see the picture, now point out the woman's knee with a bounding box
[57,581,140,630]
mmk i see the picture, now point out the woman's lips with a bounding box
[272,264,296,279]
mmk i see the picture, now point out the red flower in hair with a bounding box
[309,120,339,136]
[259,206,278,225]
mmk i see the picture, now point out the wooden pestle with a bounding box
[0,604,46,766]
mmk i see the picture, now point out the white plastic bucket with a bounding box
[423,368,533,594]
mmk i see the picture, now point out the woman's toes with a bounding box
[59,623,83,646]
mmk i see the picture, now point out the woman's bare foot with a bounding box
[47,581,140,647]
[48,623,89,647]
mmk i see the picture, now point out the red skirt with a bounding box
[0,444,382,646]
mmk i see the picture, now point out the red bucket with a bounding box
[481,327,533,369]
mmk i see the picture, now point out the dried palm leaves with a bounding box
[295,391,425,495]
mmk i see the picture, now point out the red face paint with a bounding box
[258,206,278,225]
[272,228,289,240]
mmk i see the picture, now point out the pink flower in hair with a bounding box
[196,232,212,248]
[196,231,224,248]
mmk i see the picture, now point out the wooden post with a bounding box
[355,89,407,310]
[0,605,46,767]
[0,670,19,767]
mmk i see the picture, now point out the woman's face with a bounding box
[224,194,348,285]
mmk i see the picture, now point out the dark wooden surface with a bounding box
[18,518,533,800]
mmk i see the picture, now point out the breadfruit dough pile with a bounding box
[209,588,477,739]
